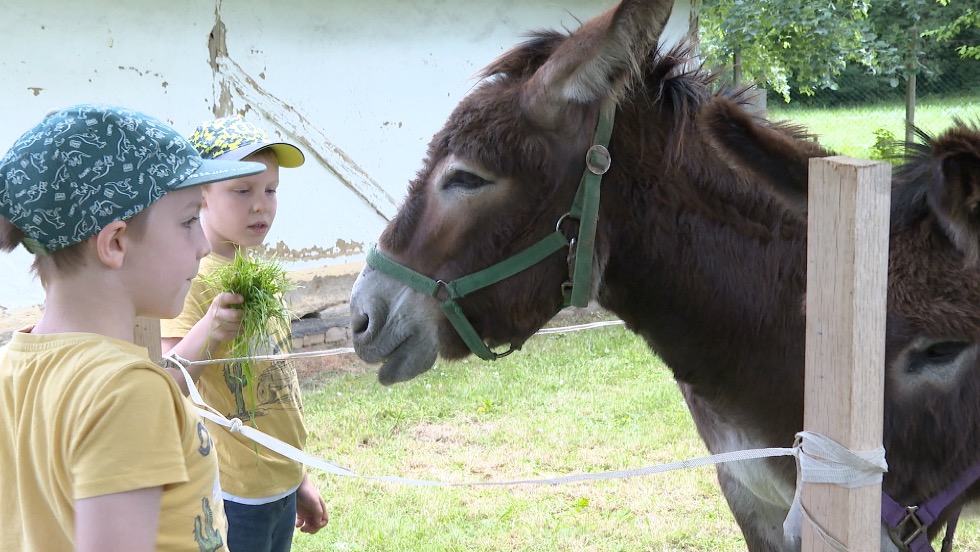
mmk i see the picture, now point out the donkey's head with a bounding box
[350,1,675,383]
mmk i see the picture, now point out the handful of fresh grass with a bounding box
[202,248,294,423]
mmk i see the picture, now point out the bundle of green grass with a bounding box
[203,249,294,422]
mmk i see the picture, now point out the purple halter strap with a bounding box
[881,464,980,552]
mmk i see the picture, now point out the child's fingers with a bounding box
[217,292,244,307]
[207,293,245,341]
[217,308,242,326]
[216,307,243,331]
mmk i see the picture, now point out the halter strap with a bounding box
[565,99,616,307]
[367,233,569,360]
[365,96,617,360]
[882,464,980,551]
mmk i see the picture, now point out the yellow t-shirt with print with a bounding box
[161,252,307,500]
[0,329,227,551]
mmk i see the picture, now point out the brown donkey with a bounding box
[349,1,980,550]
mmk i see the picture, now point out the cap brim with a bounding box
[214,142,306,168]
[176,158,267,189]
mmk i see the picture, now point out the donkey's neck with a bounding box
[595,160,807,434]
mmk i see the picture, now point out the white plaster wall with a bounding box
[1,0,691,310]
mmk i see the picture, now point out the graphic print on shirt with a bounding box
[197,420,213,456]
[194,497,224,552]
[221,332,301,422]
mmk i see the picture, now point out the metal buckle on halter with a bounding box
[562,237,577,304]
[585,144,611,175]
[556,212,579,238]
[555,213,579,306]
[888,505,926,551]
[434,280,452,302]
[490,343,520,360]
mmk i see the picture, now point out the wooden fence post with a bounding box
[802,156,891,551]
[133,316,162,363]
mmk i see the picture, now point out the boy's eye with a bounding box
[266,189,278,195]
[182,216,200,227]
[235,189,250,195]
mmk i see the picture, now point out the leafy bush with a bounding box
[869,128,903,161]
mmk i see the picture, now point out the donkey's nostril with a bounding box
[351,313,369,334]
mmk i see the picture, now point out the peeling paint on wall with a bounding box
[258,238,365,262]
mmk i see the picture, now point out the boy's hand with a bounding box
[295,475,328,534]
[205,292,244,344]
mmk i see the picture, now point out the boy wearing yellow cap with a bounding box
[0,104,266,551]
[161,115,327,552]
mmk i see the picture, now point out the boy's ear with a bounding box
[94,220,129,269]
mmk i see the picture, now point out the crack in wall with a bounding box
[209,3,234,116]
[205,2,397,222]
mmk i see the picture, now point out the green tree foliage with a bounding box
[699,0,979,102]
[700,0,874,101]
[924,0,980,59]
[866,0,977,86]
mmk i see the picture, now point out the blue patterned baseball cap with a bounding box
[0,104,266,255]
[188,115,305,168]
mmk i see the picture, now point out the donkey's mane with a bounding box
[479,29,818,151]
[897,119,980,184]
[890,119,980,231]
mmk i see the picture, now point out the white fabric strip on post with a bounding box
[783,431,888,551]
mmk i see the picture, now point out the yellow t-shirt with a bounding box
[161,253,307,500]
[0,329,227,551]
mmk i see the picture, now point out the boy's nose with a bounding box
[198,240,212,259]
[194,227,211,259]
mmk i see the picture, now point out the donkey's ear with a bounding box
[928,129,980,265]
[521,0,674,129]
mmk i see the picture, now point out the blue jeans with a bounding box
[224,492,297,552]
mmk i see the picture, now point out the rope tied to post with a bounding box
[783,431,889,551]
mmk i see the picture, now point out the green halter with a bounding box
[366,97,616,360]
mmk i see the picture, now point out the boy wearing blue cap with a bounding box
[0,104,265,551]
[161,115,327,552]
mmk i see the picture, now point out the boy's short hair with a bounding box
[0,206,149,287]
[0,104,267,255]
[187,115,305,168]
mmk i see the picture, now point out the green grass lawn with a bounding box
[291,319,980,551]
[293,322,742,551]
[768,95,980,159]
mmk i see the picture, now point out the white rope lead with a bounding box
[185,347,356,367]
[166,318,886,550]
[533,319,625,334]
[166,358,358,478]
[181,319,625,366]
[169,353,881,495]
[171,348,798,487]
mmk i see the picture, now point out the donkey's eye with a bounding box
[923,341,969,361]
[443,170,491,191]
[906,340,971,373]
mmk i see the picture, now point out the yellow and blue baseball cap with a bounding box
[0,104,266,255]
[187,115,305,168]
